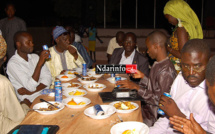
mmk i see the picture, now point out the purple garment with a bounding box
[138,57,177,126]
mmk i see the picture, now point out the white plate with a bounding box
[78,77,98,84]
[57,74,76,81]
[83,83,106,92]
[33,101,64,115]
[62,82,82,89]
[63,89,87,97]
[87,71,103,78]
[84,105,116,119]
[109,101,139,113]
[110,121,149,134]
[107,77,127,84]
[63,97,91,109]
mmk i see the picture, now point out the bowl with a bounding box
[33,101,64,115]
[109,101,139,113]
[107,77,127,84]
[110,121,149,134]
[57,74,76,81]
[78,77,98,84]
[62,82,82,89]
[83,83,106,92]
[84,105,116,119]
[63,97,91,109]
[63,89,87,97]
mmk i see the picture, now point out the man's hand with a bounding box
[131,69,144,79]
[159,95,186,118]
[18,87,33,95]
[169,113,206,134]
[116,80,140,90]
[68,46,78,60]
[38,50,50,66]
[20,98,32,107]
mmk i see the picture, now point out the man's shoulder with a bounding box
[135,50,148,60]
[14,16,25,23]
[112,48,123,55]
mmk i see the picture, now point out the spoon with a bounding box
[40,99,60,109]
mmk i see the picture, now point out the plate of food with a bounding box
[63,97,91,109]
[87,71,103,78]
[109,101,139,113]
[62,82,82,89]
[78,77,97,84]
[33,101,64,115]
[84,105,116,119]
[57,74,76,81]
[63,89,87,97]
[107,77,127,84]
[83,83,106,92]
[110,121,149,134]
[64,70,80,75]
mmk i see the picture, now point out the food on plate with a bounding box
[81,77,96,81]
[68,90,85,96]
[68,71,79,75]
[78,101,86,105]
[39,103,59,111]
[67,99,77,105]
[114,101,136,110]
[88,84,103,89]
[122,129,139,134]
[67,99,86,105]
[61,75,69,78]
[68,83,80,88]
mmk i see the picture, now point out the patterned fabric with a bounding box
[0,35,7,59]
[168,31,181,73]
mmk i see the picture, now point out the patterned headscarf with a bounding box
[163,0,203,39]
[0,33,7,59]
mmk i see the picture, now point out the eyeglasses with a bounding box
[182,64,205,73]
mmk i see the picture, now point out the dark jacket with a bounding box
[109,48,150,77]
[138,57,177,127]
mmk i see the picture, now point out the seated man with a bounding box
[109,32,149,79]
[117,31,177,126]
[149,39,215,133]
[65,26,93,68]
[169,55,215,134]
[7,31,52,107]
[107,31,125,63]
[46,26,85,83]
[0,33,26,134]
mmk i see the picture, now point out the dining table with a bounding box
[20,73,144,134]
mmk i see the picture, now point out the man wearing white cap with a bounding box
[0,31,27,134]
[46,26,85,84]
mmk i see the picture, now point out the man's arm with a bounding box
[32,50,50,82]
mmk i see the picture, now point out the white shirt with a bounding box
[119,50,136,64]
[7,51,52,102]
[106,37,123,55]
[149,72,215,134]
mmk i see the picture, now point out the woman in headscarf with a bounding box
[163,0,203,73]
